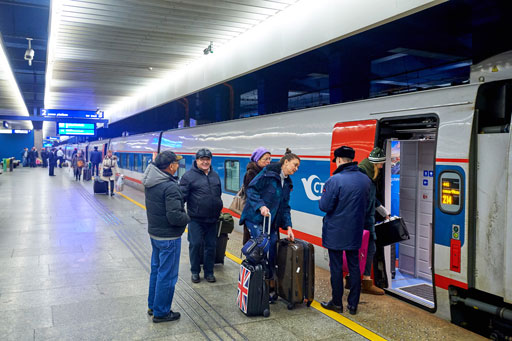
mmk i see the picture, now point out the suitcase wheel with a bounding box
[306,301,312,307]
[263,309,270,318]
[287,303,295,310]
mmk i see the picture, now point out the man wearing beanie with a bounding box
[143,150,190,323]
[319,146,371,315]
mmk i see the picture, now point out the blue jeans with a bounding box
[364,233,376,276]
[187,220,217,276]
[328,249,361,309]
[246,221,279,279]
[148,237,181,318]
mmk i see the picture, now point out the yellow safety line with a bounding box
[118,191,386,341]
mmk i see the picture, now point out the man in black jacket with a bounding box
[143,150,189,323]
[90,146,102,176]
[179,148,223,284]
[48,148,57,176]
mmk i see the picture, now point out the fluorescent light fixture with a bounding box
[0,36,30,117]
[44,0,66,109]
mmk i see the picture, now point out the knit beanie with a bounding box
[250,147,270,162]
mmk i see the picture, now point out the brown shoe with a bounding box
[362,279,385,295]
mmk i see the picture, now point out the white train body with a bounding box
[71,53,512,335]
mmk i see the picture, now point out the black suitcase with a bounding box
[83,168,92,181]
[200,233,229,265]
[237,259,270,317]
[93,179,108,194]
[276,238,315,309]
[375,217,410,247]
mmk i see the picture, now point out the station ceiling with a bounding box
[0,0,511,131]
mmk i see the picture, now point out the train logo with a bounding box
[301,175,325,201]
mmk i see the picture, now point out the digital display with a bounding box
[439,172,462,214]
[57,122,95,136]
[441,179,460,205]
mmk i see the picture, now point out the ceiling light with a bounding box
[0,37,30,117]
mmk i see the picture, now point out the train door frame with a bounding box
[375,114,439,312]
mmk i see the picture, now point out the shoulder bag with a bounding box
[229,186,246,215]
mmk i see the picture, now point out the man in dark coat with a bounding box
[90,146,103,176]
[48,148,57,176]
[179,148,223,284]
[143,150,189,323]
[319,146,371,315]
[41,148,48,168]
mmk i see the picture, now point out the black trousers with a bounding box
[49,164,55,176]
[328,249,361,309]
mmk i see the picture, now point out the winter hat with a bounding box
[368,147,386,163]
[154,151,182,169]
[332,146,355,162]
[196,148,212,159]
[250,147,270,162]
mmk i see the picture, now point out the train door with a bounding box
[378,116,438,310]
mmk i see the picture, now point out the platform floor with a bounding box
[0,167,485,341]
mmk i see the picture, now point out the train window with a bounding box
[439,171,463,214]
[142,155,150,172]
[476,81,512,133]
[120,153,127,169]
[224,160,240,193]
[177,158,186,179]
[133,154,139,172]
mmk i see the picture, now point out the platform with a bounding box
[0,167,484,340]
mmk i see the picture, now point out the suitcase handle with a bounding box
[262,212,271,235]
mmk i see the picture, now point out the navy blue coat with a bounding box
[90,150,103,164]
[179,161,223,224]
[319,162,371,250]
[240,162,293,230]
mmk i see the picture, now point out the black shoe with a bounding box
[348,305,357,315]
[147,309,153,316]
[152,311,180,323]
[110,192,115,196]
[321,300,343,313]
[205,275,216,283]
[269,291,278,304]
[191,273,200,283]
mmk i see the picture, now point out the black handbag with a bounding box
[375,217,410,247]
[102,167,113,177]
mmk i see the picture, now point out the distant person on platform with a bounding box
[48,148,57,176]
[72,148,78,158]
[179,148,223,284]
[319,146,371,315]
[56,148,64,168]
[41,148,48,168]
[100,150,120,196]
[21,148,28,167]
[90,146,103,177]
[29,147,38,168]
[72,151,86,181]
[143,150,189,323]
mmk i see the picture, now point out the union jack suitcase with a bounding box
[237,260,270,317]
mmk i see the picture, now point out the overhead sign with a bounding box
[42,109,104,119]
[57,122,95,136]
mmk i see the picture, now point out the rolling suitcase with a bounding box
[93,179,108,194]
[237,259,270,317]
[83,168,92,181]
[276,238,315,309]
[343,229,370,274]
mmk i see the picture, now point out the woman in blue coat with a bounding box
[239,148,300,297]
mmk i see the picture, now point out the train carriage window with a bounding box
[225,160,240,193]
[439,171,463,214]
[177,158,186,179]
[133,154,139,172]
[142,155,150,172]
[120,153,127,169]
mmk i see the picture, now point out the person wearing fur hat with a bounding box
[99,150,120,196]
[241,147,272,244]
[353,147,390,295]
[319,146,371,315]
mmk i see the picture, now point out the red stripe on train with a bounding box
[434,274,468,290]
[123,175,142,184]
[221,208,324,247]
[436,158,469,163]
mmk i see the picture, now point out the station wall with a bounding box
[0,131,34,160]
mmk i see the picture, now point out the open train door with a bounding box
[330,119,377,175]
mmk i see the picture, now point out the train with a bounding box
[63,51,512,339]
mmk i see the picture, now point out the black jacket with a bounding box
[179,161,223,224]
[90,150,102,164]
[143,164,190,238]
[243,161,263,189]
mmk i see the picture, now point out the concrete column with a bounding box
[33,129,43,151]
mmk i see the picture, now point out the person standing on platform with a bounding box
[100,150,120,196]
[143,150,189,323]
[240,148,299,300]
[90,146,102,177]
[179,148,223,284]
[355,147,390,295]
[319,146,371,315]
[28,147,37,168]
[241,147,272,245]
[48,148,57,176]
[56,148,64,168]
[21,148,28,167]
[41,148,48,168]
[72,151,85,181]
